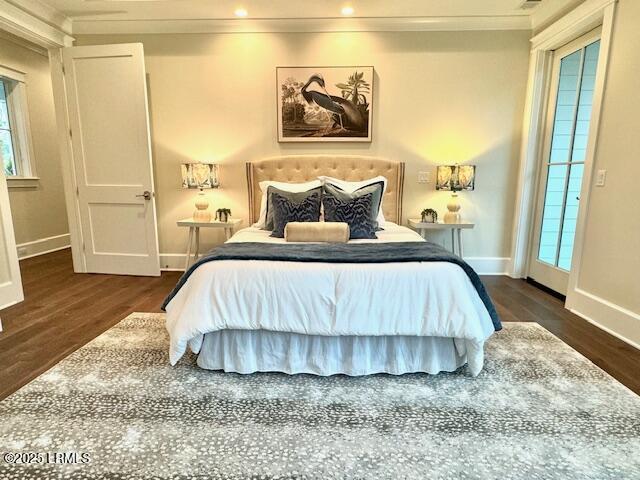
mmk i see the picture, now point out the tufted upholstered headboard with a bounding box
[246,155,405,224]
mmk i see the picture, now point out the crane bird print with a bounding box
[277,66,373,142]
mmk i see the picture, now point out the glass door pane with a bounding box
[557,163,583,270]
[572,42,600,163]
[537,40,600,271]
[539,164,569,265]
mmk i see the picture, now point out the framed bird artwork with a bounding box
[276,66,374,142]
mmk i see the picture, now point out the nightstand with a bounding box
[408,218,474,257]
[177,218,243,269]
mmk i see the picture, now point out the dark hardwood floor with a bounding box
[1,248,638,401]
[0,249,180,401]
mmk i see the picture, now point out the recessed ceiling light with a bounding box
[341,6,354,16]
[234,8,248,17]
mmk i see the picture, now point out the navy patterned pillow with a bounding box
[264,186,323,231]
[270,191,322,238]
[322,187,378,240]
[323,182,384,231]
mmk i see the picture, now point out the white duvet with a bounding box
[165,223,496,375]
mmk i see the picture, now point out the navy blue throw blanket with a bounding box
[162,241,501,331]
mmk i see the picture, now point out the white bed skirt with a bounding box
[197,330,469,376]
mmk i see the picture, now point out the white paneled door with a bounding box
[528,29,601,295]
[0,168,23,326]
[62,44,160,276]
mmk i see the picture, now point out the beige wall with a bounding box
[0,35,69,247]
[76,31,530,259]
[577,0,640,315]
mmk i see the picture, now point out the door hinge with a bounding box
[62,65,65,75]
[69,128,72,138]
[76,186,79,196]
[82,241,86,252]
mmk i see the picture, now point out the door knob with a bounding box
[136,190,152,200]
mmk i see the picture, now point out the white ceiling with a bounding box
[35,0,535,22]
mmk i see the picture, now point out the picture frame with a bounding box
[276,66,374,142]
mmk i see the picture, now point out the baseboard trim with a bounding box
[17,233,71,260]
[567,288,640,350]
[160,253,188,272]
[464,257,511,275]
[161,252,511,275]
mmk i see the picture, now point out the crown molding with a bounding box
[7,0,72,34]
[0,0,73,47]
[530,0,614,50]
[71,15,531,35]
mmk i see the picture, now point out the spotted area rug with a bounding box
[1,313,639,480]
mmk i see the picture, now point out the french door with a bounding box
[528,29,601,295]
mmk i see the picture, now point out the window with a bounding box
[1,79,17,176]
[0,66,36,182]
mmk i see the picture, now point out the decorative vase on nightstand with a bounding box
[193,190,212,222]
[444,193,461,224]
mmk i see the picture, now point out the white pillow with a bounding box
[318,175,387,227]
[253,179,323,228]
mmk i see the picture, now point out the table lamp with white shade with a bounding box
[436,164,475,223]
[181,162,220,222]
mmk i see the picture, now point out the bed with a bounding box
[164,155,500,377]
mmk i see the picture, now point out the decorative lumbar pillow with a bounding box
[264,185,322,231]
[322,184,378,240]
[318,175,387,227]
[270,191,322,238]
[253,179,322,229]
[284,222,350,243]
